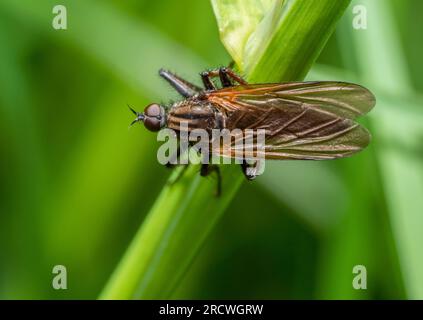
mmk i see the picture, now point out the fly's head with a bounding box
[129,103,166,132]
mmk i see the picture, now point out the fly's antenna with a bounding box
[127,104,144,128]
[127,104,138,116]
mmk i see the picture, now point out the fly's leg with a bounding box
[201,71,217,90]
[240,160,259,181]
[200,164,222,197]
[219,67,248,86]
[201,69,225,89]
[159,69,202,98]
[200,67,248,90]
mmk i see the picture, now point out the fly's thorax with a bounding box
[167,100,221,133]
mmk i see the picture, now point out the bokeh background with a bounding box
[0,0,422,299]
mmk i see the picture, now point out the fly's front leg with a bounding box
[200,164,222,197]
[159,69,202,98]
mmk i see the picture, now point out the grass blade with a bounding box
[101,0,351,299]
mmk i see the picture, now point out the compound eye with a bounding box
[144,103,162,117]
[143,117,161,132]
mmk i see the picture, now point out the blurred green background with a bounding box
[0,0,422,299]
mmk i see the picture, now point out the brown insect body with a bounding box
[167,99,221,133]
[166,81,374,160]
[129,67,375,194]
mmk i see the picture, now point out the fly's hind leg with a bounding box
[200,164,222,197]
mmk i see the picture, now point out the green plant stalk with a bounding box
[100,0,351,299]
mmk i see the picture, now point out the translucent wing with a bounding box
[206,82,375,160]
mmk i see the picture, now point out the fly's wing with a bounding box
[206,82,375,160]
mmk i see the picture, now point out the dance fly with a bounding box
[129,67,375,195]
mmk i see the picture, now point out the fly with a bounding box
[130,67,376,195]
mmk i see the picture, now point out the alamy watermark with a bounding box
[352,265,367,290]
[156,123,267,176]
[52,265,67,290]
[352,5,368,30]
[52,5,67,30]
